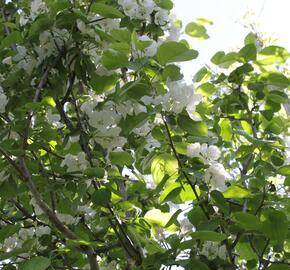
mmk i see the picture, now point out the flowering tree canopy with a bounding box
[0,0,290,269]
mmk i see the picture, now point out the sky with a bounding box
[173,0,290,82]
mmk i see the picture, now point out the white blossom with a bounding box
[154,8,169,26]
[18,228,35,240]
[3,235,23,251]
[2,56,12,65]
[35,226,51,237]
[31,0,48,19]
[30,197,44,215]
[205,162,230,191]
[0,85,8,113]
[56,213,80,225]
[19,14,29,26]
[200,241,227,260]
[78,205,96,220]
[132,35,158,58]
[46,109,64,129]
[162,80,203,119]
[207,145,221,161]
[186,143,221,162]
[61,152,88,172]
[133,122,151,136]
[187,143,201,158]
[167,15,182,41]
[118,0,156,21]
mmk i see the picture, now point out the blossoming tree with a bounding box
[0,0,289,269]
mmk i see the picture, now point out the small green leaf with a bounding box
[244,32,256,45]
[239,44,257,62]
[196,82,216,96]
[91,3,124,18]
[92,188,111,206]
[185,22,209,40]
[151,153,178,184]
[261,209,288,243]
[157,41,198,65]
[177,115,208,136]
[277,165,290,176]
[257,46,289,65]
[219,118,232,141]
[191,231,227,242]
[144,209,173,227]
[101,49,128,70]
[20,256,50,270]
[211,51,225,65]
[89,73,118,94]
[84,167,105,178]
[223,185,251,199]
[162,65,183,81]
[193,67,210,83]
[154,0,174,10]
[109,151,134,166]
[1,31,23,49]
[232,212,261,230]
[165,209,182,228]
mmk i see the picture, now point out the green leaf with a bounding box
[90,3,124,18]
[92,187,111,206]
[219,118,232,141]
[154,0,174,10]
[267,264,290,270]
[120,80,153,99]
[196,82,216,96]
[261,209,288,243]
[0,177,19,199]
[211,51,225,65]
[151,153,178,184]
[162,65,183,81]
[109,151,134,166]
[177,115,208,136]
[232,212,261,230]
[164,209,182,228]
[210,190,229,214]
[20,256,50,270]
[144,209,173,227]
[101,49,128,70]
[28,16,53,41]
[218,52,239,68]
[157,41,198,65]
[179,184,200,202]
[236,242,258,261]
[89,73,118,94]
[257,46,289,65]
[191,231,227,242]
[185,259,210,270]
[84,167,105,178]
[160,182,182,203]
[244,32,256,45]
[119,112,149,136]
[193,67,210,83]
[223,185,251,199]
[277,165,290,176]
[239,44,257,62]
[260,72,289,90]
[111,29,131,43]
[188,207,207,227]
[0,225,21,242]
[1,31,23,49]
[185,22,209,40]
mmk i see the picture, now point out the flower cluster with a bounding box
[118,0,169,24]
[200,241,227,260]
[187,143,230,190]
